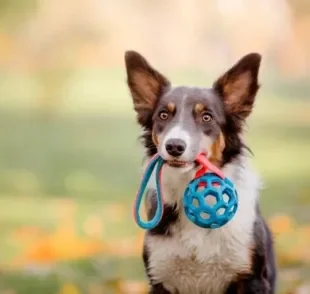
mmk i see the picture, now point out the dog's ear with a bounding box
[213,53,261,119]
[124,51,170,126]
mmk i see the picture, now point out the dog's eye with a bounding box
[159,110,169,120]
[202,112,213,122]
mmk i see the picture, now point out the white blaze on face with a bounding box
[160,125,192,161]
[158,94,195,162]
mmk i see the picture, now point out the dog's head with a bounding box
[125,51,261,169]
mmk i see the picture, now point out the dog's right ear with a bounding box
[124,51,170,126]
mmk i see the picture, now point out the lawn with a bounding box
[0,69,309,293]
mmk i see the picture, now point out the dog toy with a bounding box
[133,153,238,230]
[133,154,165,230]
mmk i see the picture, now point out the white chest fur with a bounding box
[144,159,260,294]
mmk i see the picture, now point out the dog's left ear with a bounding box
[125,50,170,126]
[213,53,261,119]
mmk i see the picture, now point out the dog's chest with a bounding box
[146,219,251,294]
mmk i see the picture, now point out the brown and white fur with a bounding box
[124,51,276,294]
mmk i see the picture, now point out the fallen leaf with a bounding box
[58,283,80,294]
[269,214,295,235]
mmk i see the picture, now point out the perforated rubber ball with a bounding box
[183,173,238,229]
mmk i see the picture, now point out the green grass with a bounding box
[0,69,310,293]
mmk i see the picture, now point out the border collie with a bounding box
[124,51,276,294]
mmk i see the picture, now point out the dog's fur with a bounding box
[124,51,276,294]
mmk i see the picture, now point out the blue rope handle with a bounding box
[134,154,165,229]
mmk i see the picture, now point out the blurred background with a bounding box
[0,0,309,293]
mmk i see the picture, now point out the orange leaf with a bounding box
[268,214,295,235]
[120,280,148,294]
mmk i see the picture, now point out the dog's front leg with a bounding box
[149,283,172,294]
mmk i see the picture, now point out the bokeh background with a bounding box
[0,0,310,293]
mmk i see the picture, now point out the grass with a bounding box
[0,69,309,293]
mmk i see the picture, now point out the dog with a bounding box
[124,50,276,294]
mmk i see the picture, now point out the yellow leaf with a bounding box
[58,283,80,294]
[104,278,122,294]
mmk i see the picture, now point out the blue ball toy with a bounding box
[183,173,238,229]
[133,153,238,230]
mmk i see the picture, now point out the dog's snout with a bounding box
[165,139,186,157]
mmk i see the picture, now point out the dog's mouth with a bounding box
[166,159,198,168]
[166,160,188,168]
[165,154,206,169]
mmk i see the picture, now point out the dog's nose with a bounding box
[165,139,186,157]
